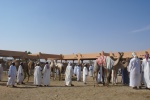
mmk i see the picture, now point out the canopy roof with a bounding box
[62,51,110,60]
[0,50,28,58]
[28,52,62,59]
[0,49,149,60]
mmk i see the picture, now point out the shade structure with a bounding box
[0,49,150,61]
[0,50,28,58]
[28,52,62,60]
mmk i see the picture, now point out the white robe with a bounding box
[65,64,73,86]
[142,59,150,88]
[7,65,17,86]
[34,66,42,85]
[98,67,103,83]
[89,66,93,77]
[0,64,3,81]
[129,58,141,87]
[42,64,50,85]
[76,66,81,81]
[74,66,77,75]
[141,64,144,84]
[17,65,24,83]
[83,67,88,83]
[106,56,114,70]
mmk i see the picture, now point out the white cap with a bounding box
[132,52,137,58]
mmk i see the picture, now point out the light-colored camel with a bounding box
[28,61,35,75]
[50,60,66,81]
[93,52,123,87]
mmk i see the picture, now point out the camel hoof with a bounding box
[103,83,105,86]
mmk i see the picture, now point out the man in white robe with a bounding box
[34,63,42,86]
[89,64,93,77]
[106,56,114,84]
[42,62,50,86]
[83,63,88,84]
[129,52,141,89]
[17,62,24,84]
[65,62,74,86]
[7,62,17,87]
[98,67,103,83]
[74,65,77,76]
[142,54,150,89]
[76,64,81,82]
[0,62,3,81]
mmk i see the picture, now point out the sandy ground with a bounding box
[0,73,150,100]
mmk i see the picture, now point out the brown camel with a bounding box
[111,57,130,85]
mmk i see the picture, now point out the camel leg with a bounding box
[29,70,30,75]
[93,72,99,87]
[94,71,99,87]
[24,71,26,82]
[59,70,61,81]
[27,70,30,82]
[93,72,95,87]
[114,69,118,85]
[53,71,55,80]
[106,69,111,86]
[109,70,112,83]
[112,69,114,85]
[100,67,103,83]
[102,67,105,86]
[52,68,55,80]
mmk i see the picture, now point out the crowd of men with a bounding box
[0,52,149,90]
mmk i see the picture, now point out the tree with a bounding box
[25,51,32,54]
[27,51,32,54]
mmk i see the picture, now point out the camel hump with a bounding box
[57,63,63,66]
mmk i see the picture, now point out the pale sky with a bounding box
[0,0,150,55]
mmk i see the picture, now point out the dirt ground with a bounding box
[0,73,150,100]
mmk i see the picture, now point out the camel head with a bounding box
[125,57,130,62]
[118,52,124,58]
[119,57,130,68]
[50,60,57,67]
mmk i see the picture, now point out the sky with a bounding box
[0,0,150,55]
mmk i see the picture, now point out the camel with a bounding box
[28,61,35,75]
[50,60,67,81]
[93,52,123,87]
[111,57,130,85]
[0,59,8,74]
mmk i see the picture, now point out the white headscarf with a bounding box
[132,52,137,58]
[68,62,71,66]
